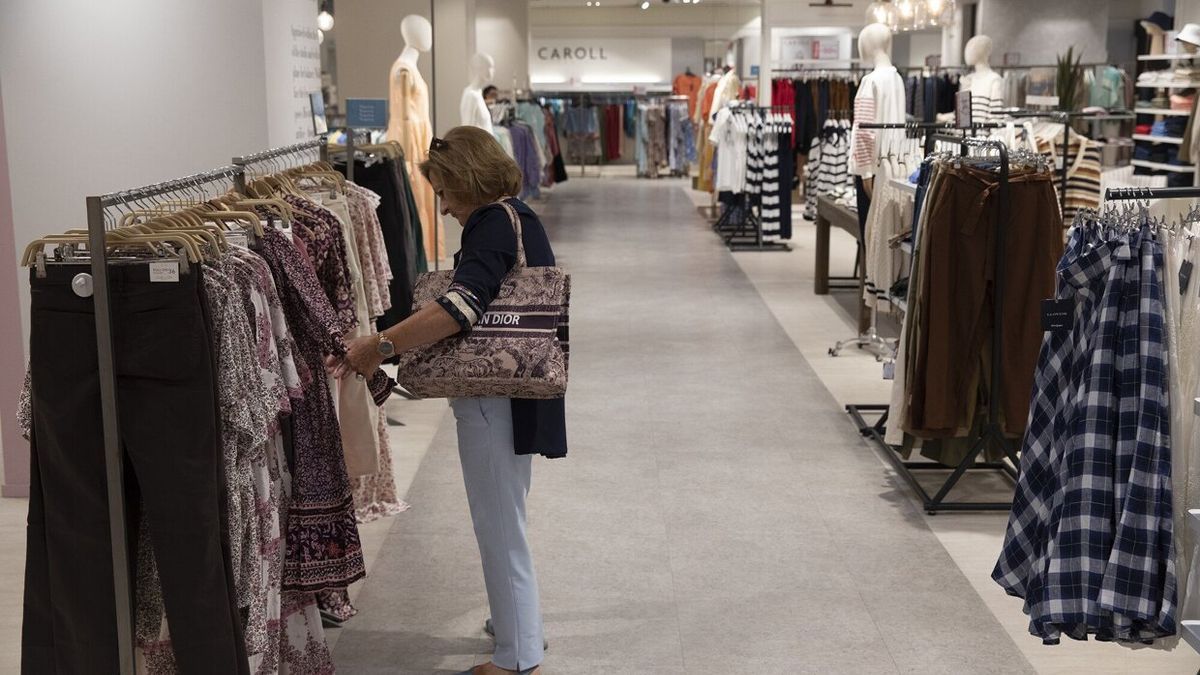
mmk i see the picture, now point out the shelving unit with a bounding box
[1133,133,1184,144]
[1134,107,1192,116]
[1131,159,1195,172]
[1138,53,1200,61]
[1136,82,1200,89]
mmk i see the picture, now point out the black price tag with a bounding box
[1181,260,1193,296]
[1041,298,1073,332]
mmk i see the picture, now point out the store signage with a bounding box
[346,98,388,129]
[780,36,844,62]
[530,38,672,91]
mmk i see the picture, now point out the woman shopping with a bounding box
[327,125,567,675]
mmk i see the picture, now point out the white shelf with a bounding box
[1134,107,1193,117]
[1133,134,1184,145]
[1137,81,1200,89]
[1184,621,1200,654]
[1132,159,1196,173]
[1138,53,1200,61]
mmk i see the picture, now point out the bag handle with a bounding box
[494,198,527,268]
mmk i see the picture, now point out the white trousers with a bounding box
[451,398,544,670]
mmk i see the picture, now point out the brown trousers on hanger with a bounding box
[905,165,1063,439]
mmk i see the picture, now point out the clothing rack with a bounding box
[846,135,1021,514]
[856,121,1009,156]
[1105,185,1200,200]
[83,164,249,675]
[232,136,329,191]
[1006,110,1137,215]
[328,129,373,182]
[712,104,792,252]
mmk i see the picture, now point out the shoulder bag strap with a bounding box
[494,198,527,268]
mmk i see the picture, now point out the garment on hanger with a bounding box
[673,71,703,117]
[994,212,1177,646]
[849,65,907,178]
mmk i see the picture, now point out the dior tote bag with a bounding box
[395,201,570,399]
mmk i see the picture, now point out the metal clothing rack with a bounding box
[828,121,1009,360]
[83,165,247,675]
[1007,110,1137,216]
[327,129,373,182]
[1105,185,1200,201]
[846,135,1022,514]
[712,104,792,252]
[232,136,329,191]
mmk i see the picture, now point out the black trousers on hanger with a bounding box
[22,264,248,675]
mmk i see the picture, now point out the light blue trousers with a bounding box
[450,398,545,670]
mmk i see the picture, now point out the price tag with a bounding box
[1040,298,1073,331]
[955,91,973,129]
[226,231,249,248]
[883,361,896,381]
[149,260,180,283]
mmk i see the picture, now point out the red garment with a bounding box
[741,83,757,101]
[605,105,622,160]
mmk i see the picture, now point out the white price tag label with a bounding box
[882,361,896,381]
[149,260,180,283]
[227,231,249,248]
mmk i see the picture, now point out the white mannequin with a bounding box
[849,24,906,188]
[962,35,1005,121]
[860,23,894,72]
[461,53,495,132]
[711,66,742,117]
[399,14,432,67]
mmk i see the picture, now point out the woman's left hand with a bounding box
[326,334,386,380]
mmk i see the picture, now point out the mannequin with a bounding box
[461,53,495,132]
[848,23,907,319]
[848,23,906,190]
[711,65,742,116]
[388,15,442,263]
[961,35,1004,122]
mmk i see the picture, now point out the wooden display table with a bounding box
[814,195,870,334]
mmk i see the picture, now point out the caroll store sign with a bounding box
[530,37,672,90]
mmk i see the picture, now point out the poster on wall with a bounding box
[529,38,673,91]
[779,36,843,63]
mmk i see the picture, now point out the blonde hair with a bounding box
[419,126,523,206]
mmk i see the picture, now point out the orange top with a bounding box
[673,72,703,118]
[699,81,718,124]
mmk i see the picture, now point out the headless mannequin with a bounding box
[388,15,443,263]
[1142,21,1167,56]
[711,65,742,116]
[962,35,1004,122]
[852,24,901,195]
[461,53,495,132]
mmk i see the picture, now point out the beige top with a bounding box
[387,59,432,146]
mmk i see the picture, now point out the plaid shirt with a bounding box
[993,223,1178,645]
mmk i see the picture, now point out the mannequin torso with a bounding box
[962,35,1004,121]
[849,24,906,182]
[461,53,495,132]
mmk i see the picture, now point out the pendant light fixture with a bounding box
[864,0,896,27]
[865,0,956,32]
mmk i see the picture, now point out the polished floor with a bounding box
[328,176,1130,674]
[3,177,1198,674]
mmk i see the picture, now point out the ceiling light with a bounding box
[641,1,650,8]
[317,10,334,31]
[318,29,325,45]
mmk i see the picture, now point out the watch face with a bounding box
[378,339,395,357]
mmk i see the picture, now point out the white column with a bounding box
[476,0,530,95]
[433,0,477,136]
[759,0,771,106]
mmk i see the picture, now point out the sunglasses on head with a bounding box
[430,137,449,152]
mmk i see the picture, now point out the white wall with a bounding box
[263,0,323,145]
[0,0,310,493]
[672,38,706,79]
[434,0,477,136]
[977,0,1111,63]
[530,4,760,40]
[336,0,433,102]
[477,0,530,94]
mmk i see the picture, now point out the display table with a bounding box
[814,194,869,333]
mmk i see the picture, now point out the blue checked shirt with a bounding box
[993,222,1178,645]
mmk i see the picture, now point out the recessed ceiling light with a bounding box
[640,0,650,7]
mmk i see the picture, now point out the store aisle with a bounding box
[331,179,1032,674]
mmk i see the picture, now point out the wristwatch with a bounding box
[376,333,396,358]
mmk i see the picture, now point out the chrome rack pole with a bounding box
[86,193,134,675]
[85,164,244,675]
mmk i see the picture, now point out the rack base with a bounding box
[847,404,1018,515]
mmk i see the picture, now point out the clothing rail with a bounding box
[858,121,1009,156]
[711,105,792,252]
[327,129,372,182]
[85,164,252,675]
[1006,110,1137,215]
[1105,185,1200,200]
[232,136,329,190]
[847,135,1021,514]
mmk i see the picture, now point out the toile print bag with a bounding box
[395,201,570,399]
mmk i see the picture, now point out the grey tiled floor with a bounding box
[331,179,1034,674]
